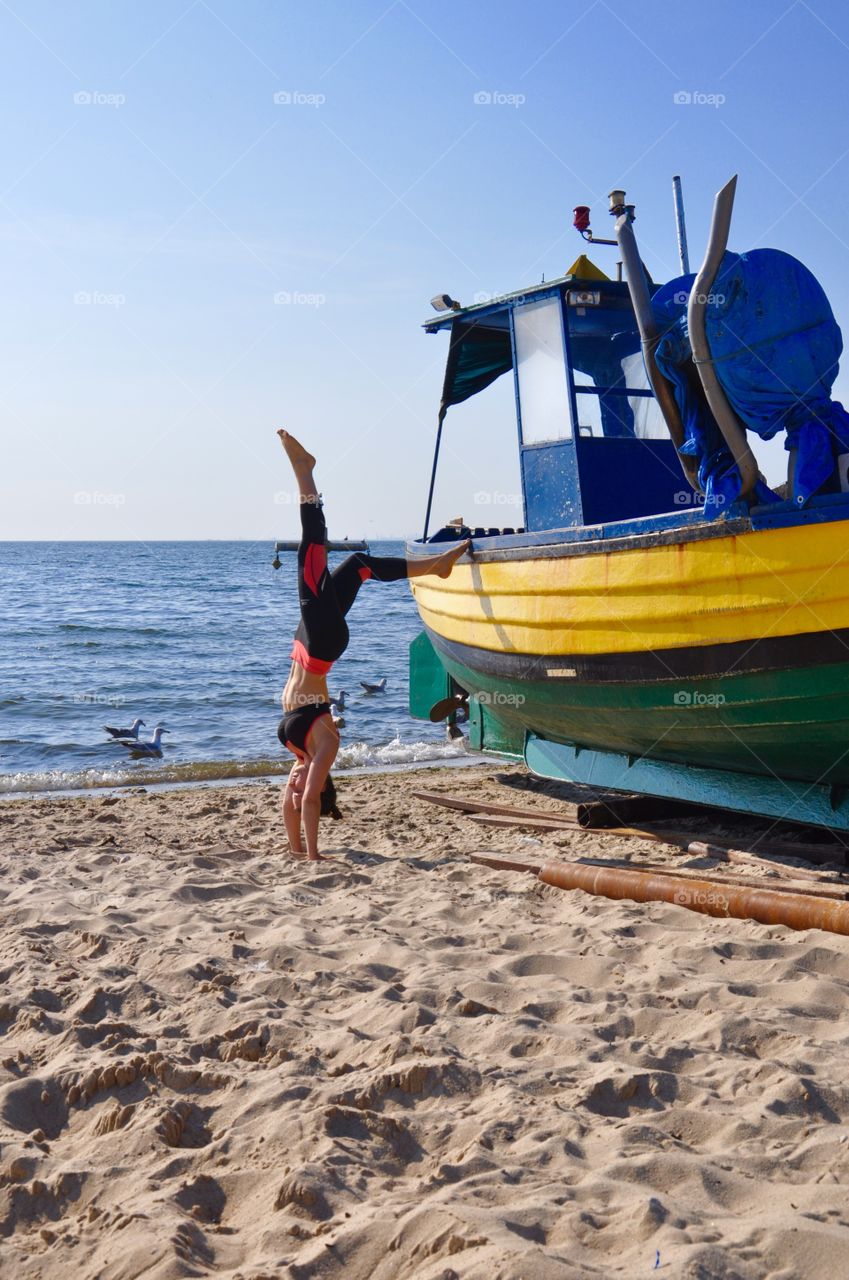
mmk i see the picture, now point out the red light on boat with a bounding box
[573,205,591,233]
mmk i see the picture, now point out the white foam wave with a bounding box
[0,766,138,794]
[336,736,469,769]
[0,737,469,796]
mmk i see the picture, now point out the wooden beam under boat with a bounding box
[412,789,848,867]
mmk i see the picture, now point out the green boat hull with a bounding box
[426,631,849,789]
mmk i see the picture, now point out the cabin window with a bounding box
[567,310,668,440]
[513,298,572,444]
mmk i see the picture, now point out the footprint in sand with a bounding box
[174,1174,227,1224]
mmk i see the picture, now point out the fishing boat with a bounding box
[407,177,849,833]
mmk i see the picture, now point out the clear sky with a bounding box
[3,0,849,541]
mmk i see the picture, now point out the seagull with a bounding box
[104,717,145,740]
[332,712,345,729]
[114,726,169,759]
[329,690,347,711]
[360,678,387,694]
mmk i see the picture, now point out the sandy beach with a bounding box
[2,763,849,1279]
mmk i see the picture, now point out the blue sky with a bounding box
[3,0,849,540]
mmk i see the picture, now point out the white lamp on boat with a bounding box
[430,293,461,312]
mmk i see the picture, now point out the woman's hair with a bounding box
[320,773,342,820]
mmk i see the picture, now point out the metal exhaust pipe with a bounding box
[688,175,759,498]
[672,175,690,274]
[613,207,700,490]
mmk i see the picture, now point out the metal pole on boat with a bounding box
[688,175,759,498]
[611,192,700,488]
[422,409,446,542]
[672,175,690,275]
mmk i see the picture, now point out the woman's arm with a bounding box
[282,769,305,853]
[301,734,338,860]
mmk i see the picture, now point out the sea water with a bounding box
[0,541,464,794]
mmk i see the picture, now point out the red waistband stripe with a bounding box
[290,638,333,675]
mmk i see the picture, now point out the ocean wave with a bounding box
[0,738,469,795]
[57,624,171,637]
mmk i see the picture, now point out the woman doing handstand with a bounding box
[277,430,469,860]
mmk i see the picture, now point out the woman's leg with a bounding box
[330,539,470,619]
[279,428,469,636]
[278,429,327,599]
[329,551,408,617]
[278,429,318,503]
[280,430,348,661]
[407,540,471,579]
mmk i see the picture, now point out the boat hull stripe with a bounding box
[427,624,849,683]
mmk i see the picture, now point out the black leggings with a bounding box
[292,499,408,670]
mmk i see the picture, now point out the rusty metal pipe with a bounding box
[575,858,849,901]
[538,860,849,936]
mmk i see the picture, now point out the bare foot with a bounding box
[277,429,316,472]
[433,539,471,578]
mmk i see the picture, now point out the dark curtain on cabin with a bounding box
[438,319,513,420]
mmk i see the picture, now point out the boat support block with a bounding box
[525,734,849,834]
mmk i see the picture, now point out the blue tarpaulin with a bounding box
[653,249,849,512]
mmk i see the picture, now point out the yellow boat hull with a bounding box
[411,518,849,658]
